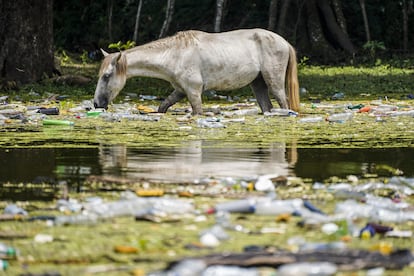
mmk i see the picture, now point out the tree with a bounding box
[277,0,292,36]
[159,0,175,38]
[0,0,54,85]
[268,0,278,31]
[359,0,371,42]
[214,0,226,32]
[107,0,114,41]
[402,0,414,51]
[132,0,144,43]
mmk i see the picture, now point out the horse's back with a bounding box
[189,29,290,90]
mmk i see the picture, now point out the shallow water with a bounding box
[1,143,413,200]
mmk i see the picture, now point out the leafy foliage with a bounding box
[108,40,136,51]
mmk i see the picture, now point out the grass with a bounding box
[3,59,413,103]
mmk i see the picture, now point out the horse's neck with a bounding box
[125,48,174,82]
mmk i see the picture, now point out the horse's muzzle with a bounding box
[93,99,108,110]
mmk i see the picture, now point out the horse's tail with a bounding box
[286,44,300,112]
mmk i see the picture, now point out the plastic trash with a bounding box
[222,108,259,117]
[56,199,83,213]
[385,230,413,238]
[370,208,414,223]
[331,91,345,99]
[367,222,393,234]
[208,198,257,214]
[54,213,99,225]
[299,116,324,123]
[37,107,59,115]
[365,194,409,211]
[327,112,353,123]
[200,225,229,241]
[151,259,207,276]
[335,200,373,219]
[360,224,376,239]
[255,175,276,191]
[321,223,339,235]
[4,204,28,216]
[277,262,337,276]
[86,109,105,117]
[203,265,259,276]
[43,119,74,126]
[196,118,225,128]
[0,260,8,271]
[255,199,303,216]
[199,232,220,247]
[299,241,347,252]
[264,108,298,117]
[389,110,414,117]
[34,233,54,243]
[0,242,17,258]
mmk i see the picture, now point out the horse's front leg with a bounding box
[158,89,186,113]
[187,88,203,115]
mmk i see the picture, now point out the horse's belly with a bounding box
[203,66,259,91]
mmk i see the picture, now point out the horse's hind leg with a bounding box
[158,89,186,113]
[262,67,289,110]
[250,73,273,113]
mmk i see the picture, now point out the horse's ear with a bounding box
[110,52,121,66]
[101,48,109,57]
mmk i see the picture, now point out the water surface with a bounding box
[1,144,413,200]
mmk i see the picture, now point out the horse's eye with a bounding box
[103,73,110,80]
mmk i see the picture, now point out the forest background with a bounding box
[0,0,413,90]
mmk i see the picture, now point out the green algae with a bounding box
[1,100,414,149]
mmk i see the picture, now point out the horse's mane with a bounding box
[99,53,127,77]
[140,30,202,50]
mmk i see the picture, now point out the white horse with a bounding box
[94,28,299,115]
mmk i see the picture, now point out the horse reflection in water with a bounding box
[98,141,297,182]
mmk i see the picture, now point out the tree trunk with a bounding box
[305,0,332,57]
[402,0,413,51]
[277,0,292,36]
[331,0,348,35]
[159,0,175,38]
[267,0,278,31]
[133,0,143,43]
[107,0,114,41]
[0,0,54,85]
[214,0,226,32]
[359,0,371,42]
[316,0,355,54]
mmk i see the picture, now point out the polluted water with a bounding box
[1,93,414,275]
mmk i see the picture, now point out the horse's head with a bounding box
[93,50,127,109]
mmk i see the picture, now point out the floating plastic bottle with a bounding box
[299,116,324,123]
[37,107,59,115]
[335,200,373,219]
[365,194,409,211]
[209,198,257,214]
[0,260,8,271]
[203,265,259,276]
[369,208,414,223]
[277,262,337,276]
[196,118,225,128]
[327,112,353,123]
[264,108,298,117]
[43,119,74,126]
[222,108,259,117]
[0,242,17,258]
[86,109,104,117]
[4,204,28,216]
[255,199,303,216]
[54,213,99,225]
